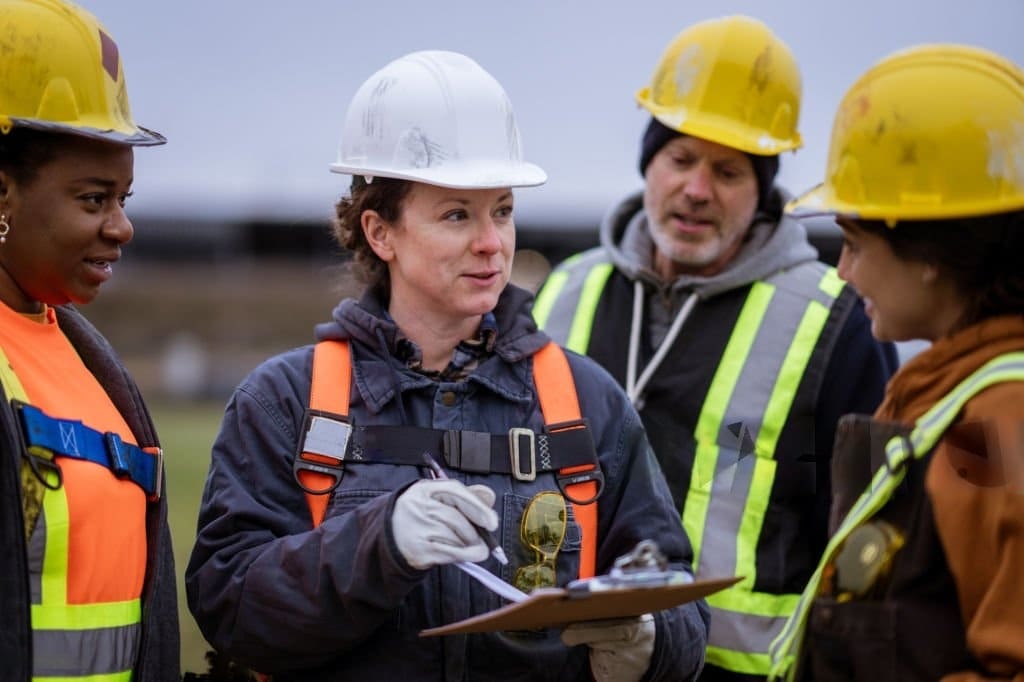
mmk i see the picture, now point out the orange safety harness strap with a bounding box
[531,342,599,578]
[298,340,351,527]
[298,339,599,578]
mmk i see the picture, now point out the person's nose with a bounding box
[102,204,134,245]
[683,162,713,203]
[836,244,852,282]
[473,216,504,254]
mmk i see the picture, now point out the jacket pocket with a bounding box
[804,597,900,681]
[499,490,582,590]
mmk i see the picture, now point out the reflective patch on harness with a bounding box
[303,415,352,459]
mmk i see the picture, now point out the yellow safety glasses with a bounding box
[513,491,567,592]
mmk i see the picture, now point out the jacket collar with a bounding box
[314,285,550,414]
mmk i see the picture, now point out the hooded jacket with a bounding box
[0,304,180,682]
[186,284,710,681]
[535,190,897,679]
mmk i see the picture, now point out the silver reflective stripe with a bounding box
[690,263,841,671]
[33,622,141,677]
[533,248,613,353]
[709,605,788,662]
[28,507,45,603]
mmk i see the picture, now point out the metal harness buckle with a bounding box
[509,427,536,481]
[293,409,351,495]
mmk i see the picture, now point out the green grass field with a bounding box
[153,399,227,675]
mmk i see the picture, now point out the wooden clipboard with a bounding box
[420,575,741,636]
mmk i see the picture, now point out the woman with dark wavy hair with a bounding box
[770,43,1024,682]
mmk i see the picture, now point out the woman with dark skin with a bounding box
[0,1,178,680]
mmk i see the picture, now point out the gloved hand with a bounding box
[561,613,656,682]
[391,479,498,570]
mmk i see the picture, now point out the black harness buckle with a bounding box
[546,418,604,505]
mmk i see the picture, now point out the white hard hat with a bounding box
[330,50,546,189]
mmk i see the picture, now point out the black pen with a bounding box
[421,453,508,565]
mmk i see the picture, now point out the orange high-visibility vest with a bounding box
[0,310,150,681]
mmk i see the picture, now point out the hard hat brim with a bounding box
[787,181,1024,223]
[9,117,166,146]
[784,184,841,219]
[328,160,547,190]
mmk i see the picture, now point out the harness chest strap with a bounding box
[0,347,163,542]
[297,339,600,578]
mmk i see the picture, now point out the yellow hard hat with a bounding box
[0,0,163,145]
[788,44,1024,224]
[636,15,802,155]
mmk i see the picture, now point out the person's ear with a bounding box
[361,210,394,262]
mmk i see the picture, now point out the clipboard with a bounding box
[419,574,741,636]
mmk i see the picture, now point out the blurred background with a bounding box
[80,0,1024,672]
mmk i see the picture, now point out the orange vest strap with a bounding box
[299,340,351,527]
[532,341,598,578]
[303,339,598,578]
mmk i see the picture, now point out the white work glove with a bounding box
[561,613,656,682]
[391,479,498,570]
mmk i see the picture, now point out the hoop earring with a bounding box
[0,214,9,245]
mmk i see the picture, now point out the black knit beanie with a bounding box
[638,117,780,210]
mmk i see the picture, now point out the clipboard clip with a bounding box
[565,540,693,597]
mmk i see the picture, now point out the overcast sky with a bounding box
[87,0,1024,226]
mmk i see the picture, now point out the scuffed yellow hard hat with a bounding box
[789,44,1024,224]
[0,0,164,145]
[636,15,802,155]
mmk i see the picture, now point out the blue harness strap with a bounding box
[15,401,163,499]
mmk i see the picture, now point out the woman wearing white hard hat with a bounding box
[187,50,709,680]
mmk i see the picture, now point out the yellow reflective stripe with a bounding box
[818,266,844,298]
[734,301,831,588]
[684,281,774,566]
[707,585,799,617]
[732,457,777,592]
[1,343,53,539]
[34,672,131,682]
[532,268,570,330]
[40,466,70,604]
[706,645,772,676]
[0,344,29,400]
[31,599,141,629]
[565,263,615,354]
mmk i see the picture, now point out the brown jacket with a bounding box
[878,315,1024,682]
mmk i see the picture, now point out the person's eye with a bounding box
[495,205,513,220]
[672,155,695,168]
[118,191,134,208]
[443,209,468,222]
[80,193,106,208]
